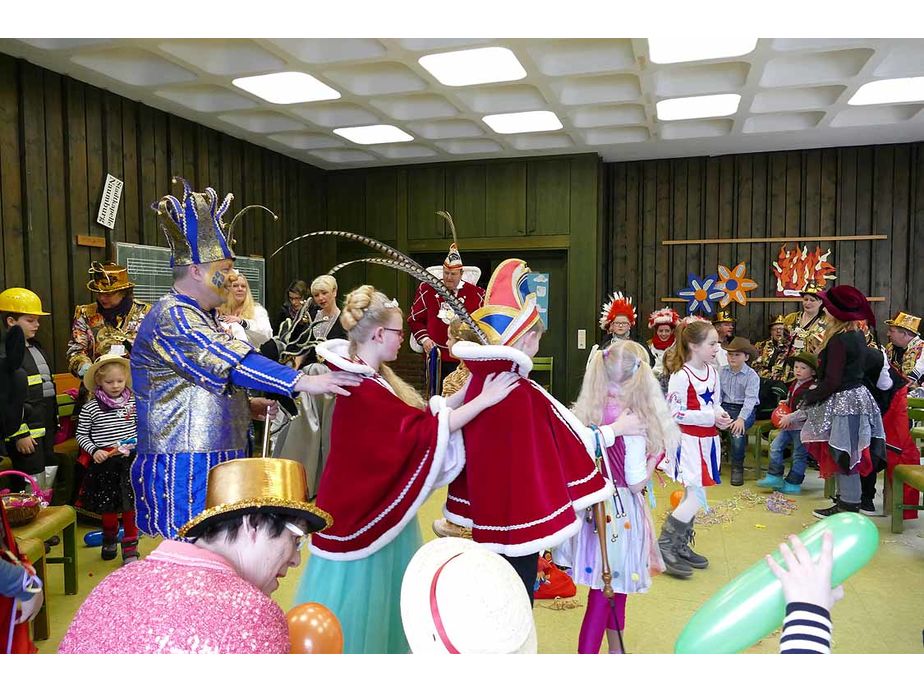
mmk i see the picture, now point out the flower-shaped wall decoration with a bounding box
[677,273,725,315]
[716,262,759,307]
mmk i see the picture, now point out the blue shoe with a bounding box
[780,481,802,495]
[756,474,784,490]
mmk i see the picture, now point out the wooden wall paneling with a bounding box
[0,56,25,290]
[102,91,124,247]
[43,70,72,363]
[196,124,210,190]
[365,168,398,242]
[268,150,285,305]
[890,144,911,319]
[226,135,243,255]
[395,168,410,313]
[485,160,526,236]
[871,145,895,324]
[148,110,169,246]
[64,79,89,307]
[911,144,924,318]
[608,163,624,290]
[407,166,444,240]
[750,154,769,323]
[717,155,736,275]
[623,162,640,323]
[701,157,720,280]
[446,164,486,238]
[528,158,571,235]
[639,161,657,325]
[784,150,801,236]
[669,159,687,303]
[167,114,184,186]
[84,87,106,277]
[653,159,670,328]
[819,149,838,241]
[20,61,54,356]
[121,100,140,245]
[853,147,874,297]
[685,158,703,291]
[803,149,822,236]
[734,154,757,334]
[835,148,857,288]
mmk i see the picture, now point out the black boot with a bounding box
[101,532,118,561]
[813,498,859,519]
[657,515,694,579]
[121,539,140,565]
[730,463,744,486]
[675,517,709,569]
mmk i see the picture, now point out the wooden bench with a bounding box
[12,505,78,596]
[908,397,924,456]
[891,464,924,533]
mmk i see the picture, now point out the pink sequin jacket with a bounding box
[58,540,290,654]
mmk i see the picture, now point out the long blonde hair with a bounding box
[220,271,256,319]
[818,315,859,351]
[341,285,426,409]
[663,319,716,375]
[572,341,680,457]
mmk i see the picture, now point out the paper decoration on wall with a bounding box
[772,244,837,297]
[677,273,725,315]
[716,262,758,307]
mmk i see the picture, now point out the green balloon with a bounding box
[674,513,879,654]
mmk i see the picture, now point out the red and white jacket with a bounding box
[407,281,485,363]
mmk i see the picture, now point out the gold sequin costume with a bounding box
[885,335,924,382]
[66,301,150,377]
[781,311,826,381]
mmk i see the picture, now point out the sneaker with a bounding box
[859,499,877,515]
[101,542,118,561]
[780,481,802,495]
[812,502,841,519]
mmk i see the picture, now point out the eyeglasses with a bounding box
[284,521,308,552]
[382,327,405,339]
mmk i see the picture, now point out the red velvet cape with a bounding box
[1,503,36,654]
[445,343,612,557]
[310,341,456,560]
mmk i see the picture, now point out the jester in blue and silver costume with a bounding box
[131,177,359,539]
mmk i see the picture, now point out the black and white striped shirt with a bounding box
[779,602,832,654]
[76,395,137,454]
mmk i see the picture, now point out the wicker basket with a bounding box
[0,470,49,527]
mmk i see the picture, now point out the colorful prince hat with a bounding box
[152,176,276,267]
[471,259,541,346]
[648,306,680,330]
[599,291,637,330]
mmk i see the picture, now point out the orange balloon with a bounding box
[286,602,344,654]
[669,490,684,509]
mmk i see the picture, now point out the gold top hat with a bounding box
[885,311,921,335]
[769,314,786,327]
[177,458,333,539]
[87,262,135,294]
[712,310,735,324]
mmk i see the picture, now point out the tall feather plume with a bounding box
[226,205,277,249]
[270,230,429,276]
[327,256,489,345]
[436,210,458,248]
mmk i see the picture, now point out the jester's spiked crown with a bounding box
[152,177,276,267]
[599,291,637,331]
[471,259,541,347]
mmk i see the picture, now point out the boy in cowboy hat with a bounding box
[0,288,58,495]
[719,336,761,485]
[59,457,331,653]
[884,311,923,384]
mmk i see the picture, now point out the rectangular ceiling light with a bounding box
[482,110,562,134]
[648,38,758,64]
[656,93,741,121]
[419,46,526,87]
[849,76,924,105]
[233,71,340,105]
[333,124,414,144]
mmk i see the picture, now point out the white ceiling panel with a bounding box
[0,37,920,170]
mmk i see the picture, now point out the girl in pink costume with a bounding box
[561,340,680,654]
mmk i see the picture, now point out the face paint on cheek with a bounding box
[207,268,231,297]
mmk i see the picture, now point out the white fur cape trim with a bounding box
[315,339,375,376]
[450,341,533,376]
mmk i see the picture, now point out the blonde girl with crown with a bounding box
[295,285,518,654]
[562,339,680,654]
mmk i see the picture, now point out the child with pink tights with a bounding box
[559,340,679,654]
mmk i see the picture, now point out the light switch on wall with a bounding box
[577,329,586,350]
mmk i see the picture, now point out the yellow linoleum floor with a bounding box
[34,468,924,654]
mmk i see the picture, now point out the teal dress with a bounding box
[295,520,423,654]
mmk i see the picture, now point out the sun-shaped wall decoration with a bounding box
[716,262,759,307]
[677,273,725,315]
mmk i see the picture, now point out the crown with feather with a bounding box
[471,259,541,347]
[152,176,276,267]
[599,291,637,330]
[647,307,680,330]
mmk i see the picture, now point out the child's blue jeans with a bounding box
[721,402,755,465]
[767,428,809,484]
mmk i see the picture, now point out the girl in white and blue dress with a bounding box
[659,318,733,579]
[561,340,679,654]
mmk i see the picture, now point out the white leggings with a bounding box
[672,486,704,523]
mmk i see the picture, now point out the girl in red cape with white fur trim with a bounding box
[445,260,646,602]
[294,285,517,654]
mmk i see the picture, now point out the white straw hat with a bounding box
[400,537,538,654]
[83,345,132,392]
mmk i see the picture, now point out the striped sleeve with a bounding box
[779,602,832,654]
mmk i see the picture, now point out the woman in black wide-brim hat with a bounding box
[799,285,887,517]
